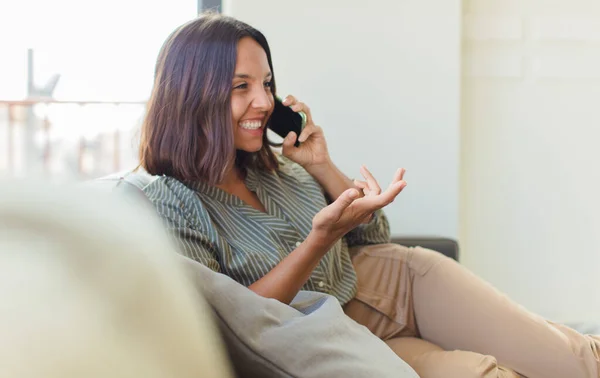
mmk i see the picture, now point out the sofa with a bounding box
[87,170,459,377]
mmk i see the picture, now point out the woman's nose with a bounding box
[251,88,272,111]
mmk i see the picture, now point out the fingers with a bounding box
[324,188,359,221]
[353,179,367,189]
[291,103,306,112]
[283,131,297,146]
[281,132,297,155]
[298,124,321,143]
[353,179,371,196]
[357,183,405,212]
[281,95,296,106]
[375,180,407,206]
[358,167,406,194]
[282,95,313,124]
[360,165,381,195]
[390,168,406,185]
[354,167,408,210]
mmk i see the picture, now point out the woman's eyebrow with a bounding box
[233,72,273,79]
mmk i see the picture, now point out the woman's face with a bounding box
[231,37,275,152]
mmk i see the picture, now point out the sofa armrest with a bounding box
[391,237,459,261]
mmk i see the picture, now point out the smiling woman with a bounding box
[138,14,279,186]
[137,12,600,378]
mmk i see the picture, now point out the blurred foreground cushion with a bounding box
[0,180,234,378]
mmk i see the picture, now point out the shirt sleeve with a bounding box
[343,209,391,247]
[144,179,221,273]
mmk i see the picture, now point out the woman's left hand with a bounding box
[280,95,331,170]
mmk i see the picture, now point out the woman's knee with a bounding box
[406,246,452,276]
[386,337,519,378]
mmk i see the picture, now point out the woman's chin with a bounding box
[236,142,263,153]
[235,127,265,153]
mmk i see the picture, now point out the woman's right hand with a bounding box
[310,167,407,248]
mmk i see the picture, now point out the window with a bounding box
[0,0,198,180]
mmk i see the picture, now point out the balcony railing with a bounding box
[0,99,146,180]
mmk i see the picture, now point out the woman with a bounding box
[139,13,600,378]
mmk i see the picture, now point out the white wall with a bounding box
[462,0,600,323]
[223,0,462,238]
[224,0,599,324]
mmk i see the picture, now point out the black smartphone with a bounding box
[268,97,307,147]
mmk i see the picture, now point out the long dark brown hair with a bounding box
[138,12,279,185]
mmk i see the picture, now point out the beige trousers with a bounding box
[343,244,600,378]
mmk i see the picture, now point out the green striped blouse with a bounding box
[143,155,390,305]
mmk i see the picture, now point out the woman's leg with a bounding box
[344,245,519,378]
[409,246,599,378]
[343,243,600,378]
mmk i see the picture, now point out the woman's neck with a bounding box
[216,165,245,192]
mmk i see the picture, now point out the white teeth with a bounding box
[240,120,262,130]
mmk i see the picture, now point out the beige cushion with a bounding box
[0,181,233,378]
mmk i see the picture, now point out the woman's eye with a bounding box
[233,83,248,90]
[264,81,273,89]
